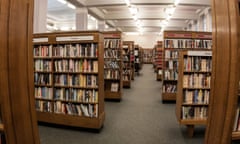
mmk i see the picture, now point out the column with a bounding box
[76,8,88,30]
[33,0,47,33]
[98,20,105,31]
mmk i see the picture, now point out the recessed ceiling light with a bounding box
[57,0,67,4]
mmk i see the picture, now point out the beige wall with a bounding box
[122,34,163,48]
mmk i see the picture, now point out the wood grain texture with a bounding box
[204,0,239,143]
[0,0,40,143]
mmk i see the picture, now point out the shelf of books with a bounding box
[176,50,212,137]
[103,32,122,100]
[162,31,212,102]
[123,41,135,80]
[122,41,134,87]
[134,45,142,75]
[33,31,105,129]
[143,48,153,64]
[154,41,163,81]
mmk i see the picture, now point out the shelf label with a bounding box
[188,51,212,56]
[56,36,94,41]
[33,38,48,43]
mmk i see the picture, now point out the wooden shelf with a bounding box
[162,93,176,101]
[37,111,105,129]
[33,31,105,130]
[176,49,212,137]
[180,119,207,125]
[104,91,122,100]
[103,31,123,100]
[232,131,240,140]
[0,124,4,132]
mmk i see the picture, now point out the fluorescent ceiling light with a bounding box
[129,6,138,15]
[57,0,67,4]
[125,0,131,6]
[67,3,76,9]
[174,0,180,6]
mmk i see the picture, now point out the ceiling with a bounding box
[47,0,211,34]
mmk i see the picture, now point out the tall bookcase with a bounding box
[154,41,163,81]
[103,32,122,100]
[122,41,134,88]
[143,48,153,64]
[231,2,240,141]
[162,31,212,102]
[176,50,212,137]
[33,31,105,129]
[123,41,135,80]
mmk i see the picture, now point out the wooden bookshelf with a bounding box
[103,31,122,100]
[176,50,212,137]
[134,45,142,75]
[142,48,153,64]
[0,0,40,143]
[162,31,212,102]
[33,31,105,129]
[154,41,163,81]
[122,41,134,88]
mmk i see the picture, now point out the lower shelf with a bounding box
[104,91,122,100]
[162,93,176,101]
[0,124,4,132]
[123,81,131,88]
[180,119,207,125]
[156,74,162,81]
[37,111,105,129]
[232,131,240,140]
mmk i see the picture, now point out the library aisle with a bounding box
[39,64,204,144]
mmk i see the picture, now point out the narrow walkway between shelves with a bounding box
[39,64,204,144]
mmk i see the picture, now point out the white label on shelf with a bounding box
[56,36,94,41]
[188,51,212,56]
[123,45,128,48]
[33,38,48,43]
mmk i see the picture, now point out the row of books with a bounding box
[34,45,52,57]
[35,87,53,99]
[183,89,210,104]
[34,73,51,85]
[54,59,98,73]
[104,39,121,48]
[104,49,120,58]
[183,74,211,88]
[122,49,129,55]
[104,61,120,69]
[104,70,120,79]
[54,88,98,103]
[165,50,179,59]
[162,84,177,93]
[54,102,98,118]
[164,70,178,80]
[123,55,129,62]
[54,74,98,87]
[123,69,131,75]
[35,100,52,112]
[182,106,208,120]
[34,60,52,71]
[164,39,212,49]
[52,44,98,57]
[184,57,212,71]
[164,60,178,70]
[35,100,98,117]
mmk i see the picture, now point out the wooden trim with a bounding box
[204,0,239,143]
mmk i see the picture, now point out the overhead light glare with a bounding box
[67,3,76,9]
[57,0,67,4]
[125,0,131,6]
[174,0,180,6]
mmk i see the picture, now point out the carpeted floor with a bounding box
[39,64,205,144]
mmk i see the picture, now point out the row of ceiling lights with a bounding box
[124,0,180,35]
